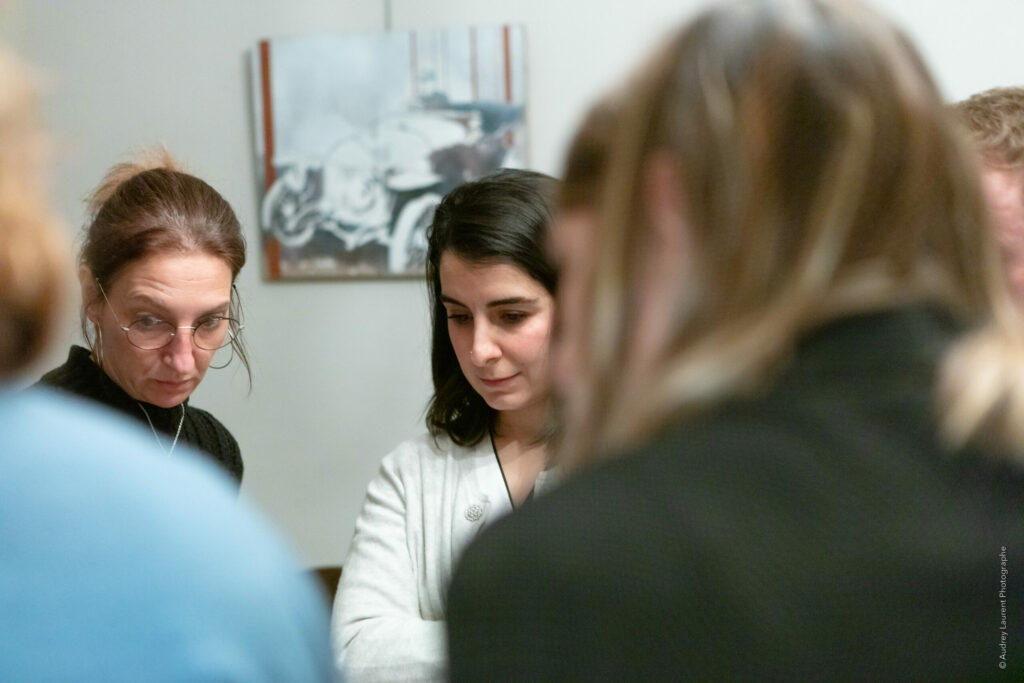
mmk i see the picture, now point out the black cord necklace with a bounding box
[489,427,536,509]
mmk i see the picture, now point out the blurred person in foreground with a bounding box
[447,0,1024,679]
[953,86,1024,303]
[0,46,339,682]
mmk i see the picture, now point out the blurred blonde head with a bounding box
[0,46,66,378]
[558,0,1024,467]
[550,93,623,438]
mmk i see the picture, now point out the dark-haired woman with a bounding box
[36,149,248,484]
[332,169,560,682]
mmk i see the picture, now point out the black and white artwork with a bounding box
[252,25,528,279]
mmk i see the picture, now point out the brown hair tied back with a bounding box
[81,146,245,288]
[85,146,182,218]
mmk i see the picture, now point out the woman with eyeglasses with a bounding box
[36,149,249,484]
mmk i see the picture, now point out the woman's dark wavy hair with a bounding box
[424,168,559,446]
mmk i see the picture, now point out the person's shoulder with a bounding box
[185,403,236,438]
[3,386,240,497]
[455,421,738,578]
[383,431,484,465]
[375,432,490,490]
[0,390,247,572]
[461,450,643,562]
[4,388,290,559]
[32,345,95,394]
[375,432,435,477]
[183,403,241,461]
[4,385,153,460]
[0,387,336,681]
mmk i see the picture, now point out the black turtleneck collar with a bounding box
[38,345,188,436]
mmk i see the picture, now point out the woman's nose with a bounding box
[470,325,500,364]
[162,328,197,373]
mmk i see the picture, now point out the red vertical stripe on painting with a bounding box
[502,26,512,103]
[258,39,281,281]
[259,40,276,190]
[502,26,516,148]
[264,237,281,281]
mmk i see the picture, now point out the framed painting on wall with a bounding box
[251,25,528,280]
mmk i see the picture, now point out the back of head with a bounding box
[951,86,1024,169]
[559,93,622,212]
[0,46,67,379]
[567,0,1015,462]
[424,168,558,446]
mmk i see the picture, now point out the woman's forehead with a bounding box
[110,252,232,309]
[439,253,548,302]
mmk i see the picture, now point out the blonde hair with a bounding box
[951,86,1024,169]
[0,46,67,377]
[559,93,622,211]
[561,0,1024,467]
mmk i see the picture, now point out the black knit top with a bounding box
[36,345,243,485]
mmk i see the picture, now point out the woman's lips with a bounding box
[480,374,518,388]
[157,379,192,392]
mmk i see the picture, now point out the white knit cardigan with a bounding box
[331,432,559,682]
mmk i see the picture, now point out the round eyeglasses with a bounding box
[118,316,241,351]
[98,282,242,351]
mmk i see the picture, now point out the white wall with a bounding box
[5,0,1023,567]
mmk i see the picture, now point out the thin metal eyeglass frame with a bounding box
[95,281,243,351]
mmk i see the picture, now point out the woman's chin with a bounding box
[482,394,532,414]
[144,382,194,408]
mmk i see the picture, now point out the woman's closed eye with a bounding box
[446,310,472,325]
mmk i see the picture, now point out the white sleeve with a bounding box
[331,443,447,683]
